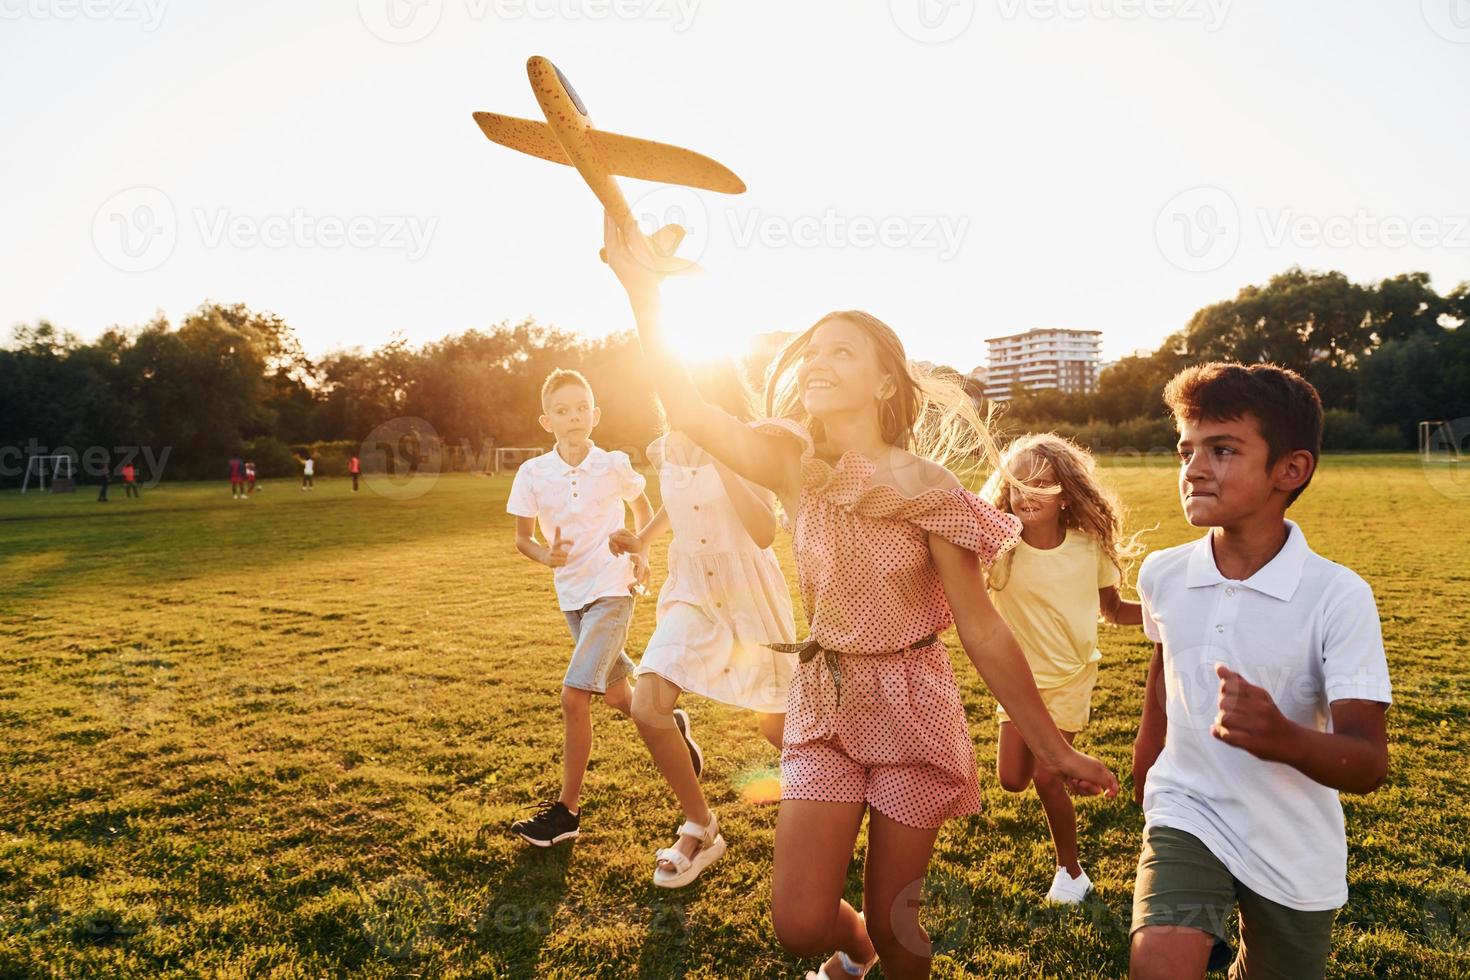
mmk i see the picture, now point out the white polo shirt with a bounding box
[506,442,647,611]
[1137,520,1392,911]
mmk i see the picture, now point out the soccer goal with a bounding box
[493,447,545,475]
[21,453,76,492]
[1419,420,1465,463]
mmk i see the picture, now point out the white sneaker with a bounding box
[1045,866,1093,904]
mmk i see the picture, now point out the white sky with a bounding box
[2,0,1468,371]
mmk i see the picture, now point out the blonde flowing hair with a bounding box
[981,433,1145,590]
[762,311,1008,485]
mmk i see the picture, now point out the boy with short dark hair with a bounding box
[506,368,668,846]
[1129,362,1392,980]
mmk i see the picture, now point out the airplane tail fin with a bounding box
[599,223,701,275]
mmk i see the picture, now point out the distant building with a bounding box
[984,328,1103,401]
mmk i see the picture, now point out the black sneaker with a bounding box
[672,708,704,778]
[511,800,580,847]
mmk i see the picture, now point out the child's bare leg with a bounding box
[756,711,784,750]
[861,809,942,980]
[603,676,632,717]
[996,720,1036,793]
[559,686,593,811]
[1130,926,1212,980]
[1031,730,1081,876]
[631,674,709,867]
[770,799,872,964]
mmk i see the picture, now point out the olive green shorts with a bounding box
[1131,825,1336,980]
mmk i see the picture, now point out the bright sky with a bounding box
[3,0,1467,370]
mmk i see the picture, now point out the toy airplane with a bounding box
[473,56,745,273]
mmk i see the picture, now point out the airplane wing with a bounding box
[589,130,746,195]
[472,112,572,166]
[472,111,745,195]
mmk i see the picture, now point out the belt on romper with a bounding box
[766,633,939,706]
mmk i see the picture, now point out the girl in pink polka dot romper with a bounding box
[604,214,1118,980]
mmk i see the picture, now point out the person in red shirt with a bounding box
[228,456,245,499]
[349,454,361,492]
[122,462,139,498]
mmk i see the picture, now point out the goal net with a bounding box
[21,454,76,493]
[493,447,545,475]
[1419,420,1465,463]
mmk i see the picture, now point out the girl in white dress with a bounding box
[609,361,797,888]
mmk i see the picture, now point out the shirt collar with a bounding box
[545,441,601,475]
[1185,519,1309,601]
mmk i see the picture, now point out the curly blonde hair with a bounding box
[981,433,1144,590]
[763,311,1007,484]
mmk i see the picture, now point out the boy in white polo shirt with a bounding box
[506,368,667,847]
[1129,362,1392,980]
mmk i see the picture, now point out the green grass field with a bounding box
[1,457,1467,978]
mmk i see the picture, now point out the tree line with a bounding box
[2,267,1466,487]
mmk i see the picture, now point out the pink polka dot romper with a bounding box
[754,418,1022,830]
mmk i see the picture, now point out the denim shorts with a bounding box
[562,596,635,693]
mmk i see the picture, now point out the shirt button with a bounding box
[716,602,723,608]
[1225,587,1236,597]
[1215,625,1224,634]
[706,570,713,576]
[693,505,699,511]
[700,538,707,544]
[572,492,578,498]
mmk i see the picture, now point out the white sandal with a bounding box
[651,811,726,888]
[804,912,878,979]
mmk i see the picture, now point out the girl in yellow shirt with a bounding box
[983,434,1145,904]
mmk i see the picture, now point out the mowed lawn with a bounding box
[0,456,1467,979]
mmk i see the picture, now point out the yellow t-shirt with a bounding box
[988,529,1120,688]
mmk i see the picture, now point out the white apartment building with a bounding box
[983,328,1103,401]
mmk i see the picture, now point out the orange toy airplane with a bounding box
[473,55,745,273]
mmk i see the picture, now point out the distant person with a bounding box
[349,453,361,492]
[245,460,257,494]
[122,461,139,498]
[1129,363,1392,980]
[96,460,110,502]
[229,455,245,499]
[300,453,314,491]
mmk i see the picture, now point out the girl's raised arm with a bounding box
[604,213,801,501]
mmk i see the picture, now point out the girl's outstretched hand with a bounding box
[603,211,663,304]
[1052,748,1120,799]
